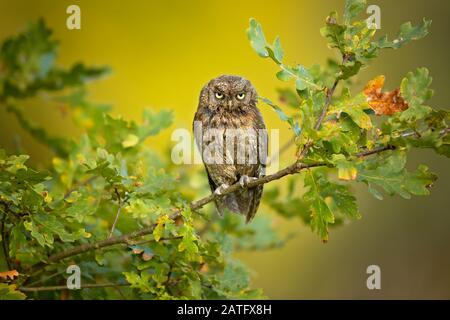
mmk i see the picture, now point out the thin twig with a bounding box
[297,77,340,159]
[355,145,396,157]
[109,188,124,238]
[297,55,352,159]
[26,270,67,287]
[130,236,183,247]
[314,79,339,131]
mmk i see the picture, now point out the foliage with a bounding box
[248,0,447,243]
[0,1,448,299]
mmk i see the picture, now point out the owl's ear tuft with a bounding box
[199,85,210,107]
[250,86,258,102]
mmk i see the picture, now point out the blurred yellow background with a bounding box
[0,0,449,298]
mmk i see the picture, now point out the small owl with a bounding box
[193,75,267,222]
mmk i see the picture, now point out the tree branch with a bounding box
[314,79,339,131]
[26,160,327,275]
[298,73,341,159]
[355,145,396,157]
[25,127,448,276]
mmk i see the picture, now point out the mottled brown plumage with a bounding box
[193,75,267,222]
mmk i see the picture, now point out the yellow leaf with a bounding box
[338,167,358,181]
[122,134,139,148]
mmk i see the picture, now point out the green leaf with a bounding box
[264,184,311,223]
[303,170,334,241]
[272,36,284,63]
[276,69,293,82]
[260,97,301,136]
[247,18,269,58]
[65,191,98,223]
[139,109,173,139]
[8,222,44,266]
[6,105,71,157]
[123,271,152,293]
[218,214,286,250]
[320,12,346,52]
[356,151,437,199]
[24,213,91,248]
[319,174,360,219]
[332,91,372,129]
[217,260,250,293]
[378,19,431,49]
[294,65,321,91]
[178,224,199,260]
[400,67,433,109]
[0,284,26,300]
[339,60,362,80]
[332,154,358,181]
[122,134,139,148]
[301,169,362,242]
[343,0,366,24]
[0,19,108,100]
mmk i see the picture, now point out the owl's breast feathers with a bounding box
[194,104,267,222]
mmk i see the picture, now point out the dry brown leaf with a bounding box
[364,75,409,115]
[0,269,19,280]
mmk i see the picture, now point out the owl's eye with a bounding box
[215,92,224,99]
[236,93,246,100]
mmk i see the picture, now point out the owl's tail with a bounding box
[215,186,263,223]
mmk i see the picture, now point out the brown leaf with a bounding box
[199,263,209,273]
[0,269,19,281]
[174,215,183,226]
[132,248,144,255]
[142,252,154,261]
[364,75,409,115]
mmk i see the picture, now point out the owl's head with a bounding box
[201,75,257,111]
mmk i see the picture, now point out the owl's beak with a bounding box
[228,100,233,108]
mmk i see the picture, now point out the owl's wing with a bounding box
[244,164,265,223]
[244,126,267,223]
[205,166,217,195]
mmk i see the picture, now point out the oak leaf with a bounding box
[364,75,409,115]
[0,269,19,281]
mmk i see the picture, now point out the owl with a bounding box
[193,75,267,223]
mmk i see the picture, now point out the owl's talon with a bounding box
[239,175,257,188]
[214,184,229,196]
